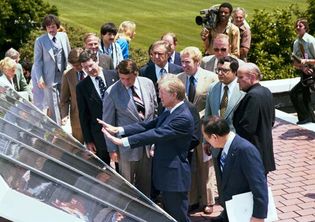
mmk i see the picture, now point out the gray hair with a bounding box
[5,48,20,60]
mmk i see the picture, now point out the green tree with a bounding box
[248,4,304,80]
[0,0,57,58]
[306,0,315,35]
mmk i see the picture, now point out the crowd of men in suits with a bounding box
[18,4,277,221]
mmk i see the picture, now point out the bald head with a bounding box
[237,63,262,92]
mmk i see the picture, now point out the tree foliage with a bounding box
[0,0,57,58]
[306,0,315,35]
[248,4,304,80]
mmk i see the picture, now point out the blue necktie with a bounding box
[220,151,227,171]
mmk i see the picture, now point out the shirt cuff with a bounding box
[118,127,125,136]
[121,137,130,148]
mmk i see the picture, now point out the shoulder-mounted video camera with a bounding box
[195,6,218,30]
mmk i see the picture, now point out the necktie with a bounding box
[52,36,56,43]
[130,85,145,120]
[220,85,229,117]
[95,76,106,99]
[188,76,196,102]
[160,68,167,78]
[220,151,227,171]
[78,71,85,81]
[168,57,172,63]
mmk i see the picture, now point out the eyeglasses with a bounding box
[214,48,227,52]
[215,68,231,74]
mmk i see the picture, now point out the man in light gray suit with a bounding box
[102,59,157,196]
[201,34,244,73]
[177,46,218,213]
[32,14,71,124]
[203,56,245,205]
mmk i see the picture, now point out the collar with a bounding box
[48,33,56,41]
[222,132,236,155]
[170,100,184,113]
[125,77,140,90]
[155,63,169,74]
[90,67,104,81]
[221,77,237,92]
[186,67,201,81]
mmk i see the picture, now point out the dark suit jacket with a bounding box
[218,134,268,219]
[139,62,183,113]
[139,62,183,84]
[76,70,118,157]
[233,83,276,173]
[172,51,182,66]
[123,102,194,192]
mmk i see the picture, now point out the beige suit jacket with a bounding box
[178,67,218,115]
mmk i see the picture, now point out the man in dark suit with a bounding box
[161,32,182,66]
[202,116,268,222]
[76,49,118,164]
[99,74,193,222]
[139,40,183,108]
[233,62,276,174]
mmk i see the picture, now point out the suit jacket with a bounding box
[205,80,245,132]
[123,102,194,192]
[99,54,114,70]
[201,55,216,72]
[102,77,157,161]
[201,55,245,72]
[233,83,276,173]
[60,68,82,132]
[172,51,182,66]
[139,62,183,84]
[14,63,30,93]
[139,62,183,112]
[76,70,118,153]
[178,67,218,117]
[218,134,268,219]
[32,32,70,86]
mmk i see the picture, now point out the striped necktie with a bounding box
[131,85,145,120]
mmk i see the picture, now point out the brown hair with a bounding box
[42,14,61,30]
[116,59,139,75]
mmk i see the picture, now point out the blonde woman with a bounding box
[0,57,31,100]
[115,21,136,59]
[0,57,17,89]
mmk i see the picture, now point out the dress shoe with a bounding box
[203,205,214,214]
[296,118,312,124]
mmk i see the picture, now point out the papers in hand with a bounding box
[225,187,278,222]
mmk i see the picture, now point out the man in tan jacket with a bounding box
[60,48,85,143]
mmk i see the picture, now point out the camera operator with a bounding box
[200,2,240,58]
[232,7,251,62]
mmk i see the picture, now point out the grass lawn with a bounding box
[46,0,307,51]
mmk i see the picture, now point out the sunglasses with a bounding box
[214,48,227,52]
